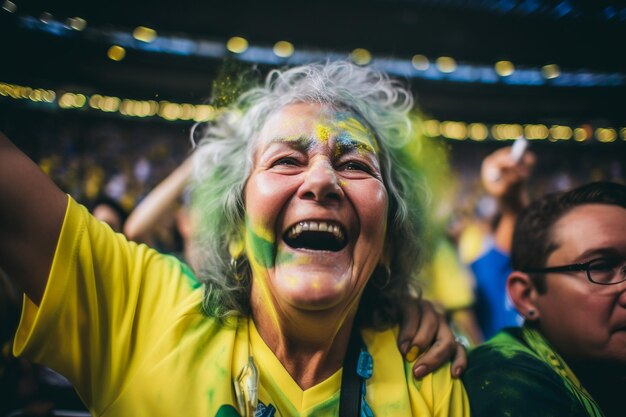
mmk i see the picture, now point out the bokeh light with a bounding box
[495,60,515,77]
[436,56,457,73]
[133,26,157,43]
[468,123,488,141]
[542,64,561,79]
[107,46,126,61]
[351,48,372,66]
[411,54,430,71]
[226,37,248,54]
[66,17,87,31]
[3,1,17,13]
[273,41,294,58]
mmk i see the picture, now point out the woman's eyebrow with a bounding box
[265,136,314,153]
[334,133,377,156]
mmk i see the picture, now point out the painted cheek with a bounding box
[244,216,275,269]
[244,177,301,271]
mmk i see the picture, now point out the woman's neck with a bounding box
[250,291,357,390]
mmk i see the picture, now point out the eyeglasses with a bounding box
[523,257,626,285]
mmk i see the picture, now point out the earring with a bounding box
[228,236,248,283]
[372,264,391,289]
[230,256,243,281]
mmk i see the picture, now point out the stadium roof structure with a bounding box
[1,0,625,132]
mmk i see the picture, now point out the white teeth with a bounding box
[287,221,344,241]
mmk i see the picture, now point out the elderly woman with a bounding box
[0,61,468,416]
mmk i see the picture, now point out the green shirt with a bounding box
[462,327,603,417]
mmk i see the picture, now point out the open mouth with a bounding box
[284,221,348,252]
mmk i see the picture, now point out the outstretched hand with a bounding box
[481,144,536,252]
[397,297,467,379]
[481,145,535,204]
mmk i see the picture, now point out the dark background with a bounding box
[1,0,624,208]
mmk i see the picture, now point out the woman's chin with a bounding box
[285,292,346,312]
[273,270,355,312]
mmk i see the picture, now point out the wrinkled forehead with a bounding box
[252,102,380,155]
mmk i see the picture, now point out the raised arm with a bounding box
[480,145,535,253]
[124,155,193,243]
[0,132,67,305]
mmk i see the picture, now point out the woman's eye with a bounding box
[272,157,299,167]
[340,161,370,172]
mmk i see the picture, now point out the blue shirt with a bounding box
[470,247,522,339]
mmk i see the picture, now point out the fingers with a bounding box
[397,300,421,357]
[405,300,439,359]
[481,147,514,197]
[482,147,536,201]
[449,341,468,378]
[411,311,457,379]
[397,298,467,379]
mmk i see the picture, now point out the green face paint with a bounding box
[244,216,299,271]
[243,102,388,338]
[244,216,275,269]
[275,249,295,266]
[242,216,282,330]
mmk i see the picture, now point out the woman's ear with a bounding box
[507,271,541,322]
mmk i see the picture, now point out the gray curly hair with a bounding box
[191,61,429,329]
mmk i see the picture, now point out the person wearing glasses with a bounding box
[462,181,626,417]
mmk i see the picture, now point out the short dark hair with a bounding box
[512,181,626,292]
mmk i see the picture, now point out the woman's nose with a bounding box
[297,159,343,203]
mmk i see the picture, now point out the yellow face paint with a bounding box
[334,116,379,154]
[244,224,280,328]
[287,276,298,288]
[311,277,320,290]
[244,102,389,342]
[244,217,275,269]
[314,123,332,143]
